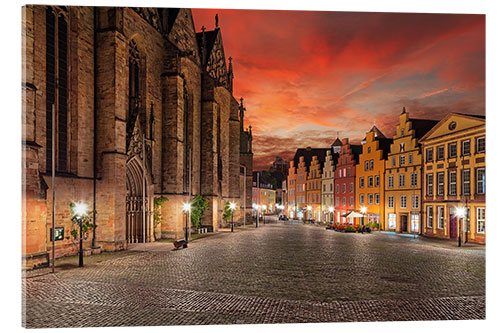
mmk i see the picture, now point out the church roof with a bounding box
[331,137,342,147]
[195,29,219,63]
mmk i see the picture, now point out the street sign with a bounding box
[50,227,64,241]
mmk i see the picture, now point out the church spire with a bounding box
[228,56,234,93]
[239,97,246,132]
[201,25,207,66]
[401,106,406,114]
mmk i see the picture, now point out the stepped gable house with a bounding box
[22,6,253,267]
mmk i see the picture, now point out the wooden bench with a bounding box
[173,239,188,249]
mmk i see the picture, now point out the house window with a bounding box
[368,194,373,205]
[449,171,457,196]
[427,174,433,196]
[336,197,339,206]
[427,206,433,228]
[359,177,365,188]
[411,195,419,210]
[437,145,445,161]
[375,193,380,205]
[330,183,333,191]
[477,207,485,233]
[400,128,404,137]
[343,168,346,177]
[342,197,346,207]
[410,173,417,187]
[350,182,354,192]
[462,169,470,195]
[399,174,405,187]
[476,137,485,153]
[392,157,396,167]
[359,194,365,205]
[400,155,405,166]
[437,172,444,196]
[342,183,346,193]
[336,184,339,193]
[426,148,434,162]
[375,175,380,187]
[388,214,396,229]
[461,140,471,156]
[369,160,374,170]
[400,195,407,208]
[368,176,373,187]
[364,161,369,171]
[448,142,457,158]
[476,168,485,194]
[408,153,413,165]
[349,197,354,206]
[388,175,394,188]
[323,184,326,192]
[368,147,371,153]
[437,206,444,229]
[388,196,394,208]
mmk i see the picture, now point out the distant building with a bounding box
[252,171,276,214]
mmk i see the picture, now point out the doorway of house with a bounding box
[449,214,458,239]
[400,214,408,233]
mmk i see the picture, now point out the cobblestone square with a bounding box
[22,220,485,327]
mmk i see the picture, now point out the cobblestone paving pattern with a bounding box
[23,221,485,327]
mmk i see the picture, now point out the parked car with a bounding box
[278,214,289,221]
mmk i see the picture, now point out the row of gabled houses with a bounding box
[284,109,486,244]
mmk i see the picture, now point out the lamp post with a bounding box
[72,202,88,268]
[360,206,367,226]
[182,202,191,246]
[230,202,236,232]
[256,204,260,228]
[456,207,465,247]
[262,205,267,224]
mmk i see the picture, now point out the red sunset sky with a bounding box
[192,9,485,171]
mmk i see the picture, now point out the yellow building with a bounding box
[306,156,322,221]
[384,108,438,233]
[419,113,485,244]
[296,156,308,219]
[356,127,392,229]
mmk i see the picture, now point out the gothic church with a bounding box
[22,6,253,267]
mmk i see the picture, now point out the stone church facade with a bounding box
[22,6,253,268]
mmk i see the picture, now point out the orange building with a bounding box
[356,127,392,228]
[286,160,298,218]
[296,156,308,219]
[306,156,323,221]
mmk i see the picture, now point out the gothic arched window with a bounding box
[45,6,69,172]
[127,40,143,150]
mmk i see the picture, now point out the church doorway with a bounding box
[126,155,153,243]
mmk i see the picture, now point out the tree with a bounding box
[153,196,169,239]
[191,194,208,228]
[222,201,232,223]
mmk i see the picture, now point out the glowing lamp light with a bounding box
[328,206,334,213]
[182,203,191,212]
[361,206,367,214]
[229,202,236,210]
[73,202,88,218]
[307,206,312,211]
[262,205,267,210]
[456,207,466,218]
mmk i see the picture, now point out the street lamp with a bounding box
[360,206,367,226]
[229,202,236,232]
[262,205,267,224]
[456,207,465,247]
[72,202,88,268]
[182,202,191,247]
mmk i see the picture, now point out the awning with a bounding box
[341,211,364,218]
